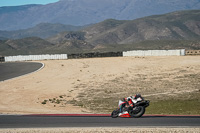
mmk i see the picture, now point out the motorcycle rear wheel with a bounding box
[111,110,119,118]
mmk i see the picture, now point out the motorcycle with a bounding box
[111,95,150,118]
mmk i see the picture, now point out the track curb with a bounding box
[25,114,200,117]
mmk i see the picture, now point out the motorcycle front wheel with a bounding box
[129,106,145,118]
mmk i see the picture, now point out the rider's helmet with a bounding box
[135,93,141,99]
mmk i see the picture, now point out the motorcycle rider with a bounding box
[120,94,143,114]
[130,94,144,104]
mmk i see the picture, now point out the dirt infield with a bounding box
[0,56,199,114]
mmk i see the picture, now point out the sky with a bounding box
[0,0,59,7]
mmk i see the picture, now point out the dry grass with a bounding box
[71,65,200,113]
[66,56,200,114]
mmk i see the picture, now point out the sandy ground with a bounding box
[0,127,200,133]
[0,56,200,114]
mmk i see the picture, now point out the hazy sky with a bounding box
[0,0,59,7]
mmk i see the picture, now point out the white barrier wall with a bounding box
[4,49,185,62]
[123,49,185,57]
[5,54,68,62]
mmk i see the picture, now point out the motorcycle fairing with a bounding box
[119,111,131,118]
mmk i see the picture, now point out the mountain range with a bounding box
[0,23,84,39]
[0,0,200,30]
[81,10,200,45]
[0,10,200,56]
[45,10,200,46]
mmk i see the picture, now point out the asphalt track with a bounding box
[0,62,43,81]
[0,115,200,128]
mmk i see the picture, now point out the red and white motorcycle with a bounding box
[111,95,149,118]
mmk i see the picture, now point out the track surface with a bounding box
[0,115,200,128]
[0,62,43,81]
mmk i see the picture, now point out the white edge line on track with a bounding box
[0,62,45,83]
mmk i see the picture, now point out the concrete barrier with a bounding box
[3,49,187,62]
[4,54,68,62]
[123,49,185,57]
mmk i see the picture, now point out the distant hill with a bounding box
[0,36,94,56]
[0,0,200,30]
[49,10,200,45]
[1,10,200,56]
[0,37,54,55]
[81,10,200,46]
[0,23,84,39]
[0,37,7,40]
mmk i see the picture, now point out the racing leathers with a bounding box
[127,95,143,104]
[119,97,133,113]
[119,98,128,113]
